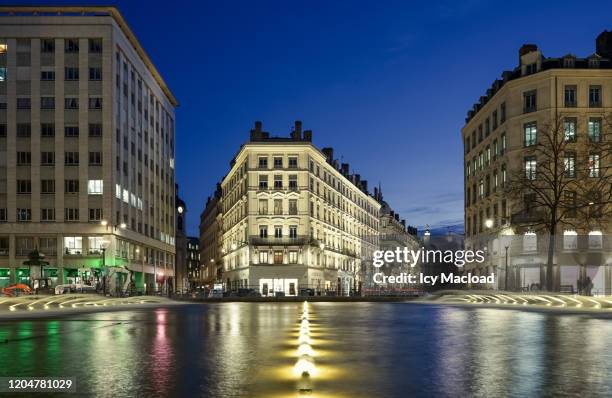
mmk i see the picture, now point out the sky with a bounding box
[27,0,612,236]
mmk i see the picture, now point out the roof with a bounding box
[0,5,178,107]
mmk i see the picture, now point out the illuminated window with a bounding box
[88,180,103,195]
[589,231,603,249]
[563,230,577,250]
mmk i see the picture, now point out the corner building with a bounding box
[220,121,380,296]
[462,35,611,293]
[0,7,177,293]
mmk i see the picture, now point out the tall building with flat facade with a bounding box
[0,7,177,294]
[216,121,380,296]
[462,34,610,294]
[200,183,222,287]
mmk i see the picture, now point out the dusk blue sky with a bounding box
[30,0,612,236]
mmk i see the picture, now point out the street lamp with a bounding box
[485,218,494,229]
[319,243,325,251]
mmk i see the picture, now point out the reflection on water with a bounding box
[0,303,610,397]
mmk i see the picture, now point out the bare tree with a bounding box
[506,115,611,291]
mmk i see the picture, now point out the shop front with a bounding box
[0,268,10,288]
[16,268,30,285]
[258,278,298,297]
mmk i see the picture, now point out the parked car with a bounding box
[54,284,96,295]
[208,288,223,298]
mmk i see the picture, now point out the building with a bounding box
[186,236,200,289]
[214,121,380,296]
[367,185,421,293]
[0,6,178,294]
[199,183,222,287]
[175,188,187,293]
[462,34,611,294]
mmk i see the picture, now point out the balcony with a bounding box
[249,235,308,246]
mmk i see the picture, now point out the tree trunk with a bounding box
[546,226,556,292]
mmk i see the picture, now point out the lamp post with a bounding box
[484,219,494,288]
[504,245,509,291]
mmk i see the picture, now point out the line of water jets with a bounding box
[295,301,315,393]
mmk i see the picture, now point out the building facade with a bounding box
[186,236,200,289]
[462,35,611,294]
[0,6,177,294]
[215,121,380,296]
[200,183,222,287]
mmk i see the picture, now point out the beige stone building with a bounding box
[209,121,380,296]
[200,183,222,287]
[462,35,611,294]
[0,6,177,294]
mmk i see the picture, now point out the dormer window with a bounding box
[589,57,600,68]
[563,56,575,68]
[525,63,537,75]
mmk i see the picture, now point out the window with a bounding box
[564,152,576,178]
[88,180,103,195]
[17,98,31,109]
[478,179,484,198]
[525,156,536,180]
[41,208,55,221]
[492,110,498,130]
[501,133,506,154]
[274,251,283,264]
[273,174,282,189]
[89,151,102,165]
[465,137,471,154]
[64,208,79,221]
[64,179,79,193]
[0,124,5,137]
[88,97,102,109]
[41,180,55,194]
[563,230,578,250]
[564,118,576,141]
[288,157,298,168]
[493,139,498,159]
[89,67,102,80]
[65,97,78,109]
[289,225,298,238]
[258,199,268,215]
[16,180,31,194]
[259,251,269,264]
[64,126,79,137]
[274,226,282,238]
[565,191,577,218]
[274,199,282,215]
[89,208,103,221]
[17,208,31,222]
[41,39,55,53]
[289,199,298,215]
[41,96,55,109]
[65,152,79,165]
[41,123,55,137]
[525,63,537,75]
[500,102,506,123]
[0,209,5,222]
[258,175,268,189]
[289,175,298,190]
[258,157,268,168]
[588,153,600,177]
[588,118,601,142]
[259,225,268,238]
[89,38,102,53]
[89,123,102,137]
[589,85,601,107]
[0,67,5,82]
[493,170,498,191]
[523,232,537,252]
[564,85,577,107]
[273,157,283,168]
[289,251,298,264]
[40,70,55,81]
[64,237,82,255]
[524,122,537,146]
[16,151,31,165]
[64,39,79,53]
[41,152,55,165]
[588,231,603,249]
[64,67,79,80]
[16,124,31,137]
[523,90,537,113]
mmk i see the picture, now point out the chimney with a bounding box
[354,174,361,185]
[394,213,399,222]
[250,121,263,141]
[374,187,378,198]
[519,44,538,64]
[596,30,612,59]
[361,180,368,192]
[303,130,312,141]
[401,219,406,227]
[322,147,334,163]
[341,163,349,176]
[291,120,302,140]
